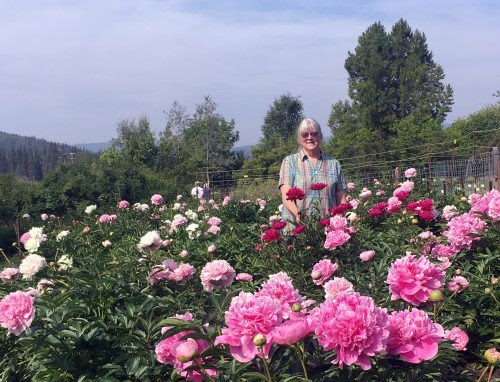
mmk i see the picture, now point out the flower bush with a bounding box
[0,177,498,381]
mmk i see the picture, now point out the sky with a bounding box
[1,0,499,146]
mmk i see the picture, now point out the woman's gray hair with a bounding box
[297,118,323,145]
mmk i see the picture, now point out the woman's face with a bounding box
[299,128,321,152]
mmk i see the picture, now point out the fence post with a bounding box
[493,147,499,190]
[442,180,446,196]
[394,166,400,186]
[427,144,432,193]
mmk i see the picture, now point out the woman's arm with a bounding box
[336,188,348,205]
[280,184,300,222]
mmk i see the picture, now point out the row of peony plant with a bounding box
[1,168,499,380]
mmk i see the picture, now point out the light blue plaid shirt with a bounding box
[278,150,347,222]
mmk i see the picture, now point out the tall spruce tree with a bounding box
[328,19,453,161]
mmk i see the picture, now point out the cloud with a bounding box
[0,0,498,145]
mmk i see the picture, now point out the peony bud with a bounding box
[207,244,216,253]
[485,288,492,294]
[484,348,500,365]
[397,219,403,224]
[455,269,462,275]
[460,196,467,202]
[311,271,322,280]
[492,277,498,285]
[428,290,443,302]
[411,218,418,224]
[291,303,302,312]
[253,334,267,347]
[173,339,198,363]
[82,226,91,234]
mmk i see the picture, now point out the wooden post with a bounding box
[493,147,499,190]
[394,166,400,186]
[427,143,432,193]
[14,218,21,256]
[442,180,447,196]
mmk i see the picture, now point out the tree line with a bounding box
[1,18,499,229]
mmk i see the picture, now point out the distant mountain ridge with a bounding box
[74,141,111,153]
[0,131,93,180]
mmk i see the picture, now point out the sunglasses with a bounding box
[300,131,319,139]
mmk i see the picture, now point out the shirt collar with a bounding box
[299,149,324,161]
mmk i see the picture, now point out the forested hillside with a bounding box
[0,131,93,180]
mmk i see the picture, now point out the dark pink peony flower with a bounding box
[316,292,389,370]
[324,230,350,250]
[272,221,287,230]
[386,254,445,306]
[310,183,327,191]
[291,225,305,236]
[286,187,305,201]
[262,229,280,243]
[386,308,444,363]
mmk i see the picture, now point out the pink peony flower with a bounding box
[328,215,348,231]
[316,292,389,370]
[214,292,283,362]
[98,214,111,223]
[151,194,164,205]
[442,205,457,220]
[324,230,350,250]
[487,190,500,221]
[448,276,469,293]
[20,232,31,245]
[386,254,445,306]
[359,188,372,199]
[386,308,444,363]
[168,264,196,283]
[359,250,376,262]
[468,193,482,206]
[255,272,303,319]
[443,212,487,250]
[197,205,205,212]
[222,196,231,205]
[118,200,130,209]
[236,273,253,282]
[206,225,220,235]
[0,268,20,283]
[207,216,221,226]
[200,260,235,292]
[405,168,417,178]
[311,259,338,285]
[207,244,217,253]
[347,182,355,190]
[445,327,469,351]
[0,291,36,336]
[180,250,189,258]
[400,180,415,192]
[431,244,458,259]
[324,277,354,299]
[272,317,312,345]
[387,196,402,213]
[393,187,410,201]
[376,190,386,196]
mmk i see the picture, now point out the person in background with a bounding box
[191,182,204,199]
[278,118,347,223]
[203,183,211,200]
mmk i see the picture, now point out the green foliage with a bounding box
[328,19,454,162]
[1,181,498,380]
[244,94,303,174]
[444,103,500,156]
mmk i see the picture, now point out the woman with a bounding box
[278,118,347,222]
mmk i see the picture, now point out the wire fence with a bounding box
[196,145,500,197]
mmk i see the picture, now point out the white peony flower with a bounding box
[28,227,45,241]
[40,213,49,221]
[85,205,97,214]
[137,231,162,253]
[19,254,47,280]
[56,230,70,241]
[185,223,201,239]
[102,240,112,248]
[185,210,198,221]
[24,237,40,253]
[173,203,182,210]
[57,255,73,270]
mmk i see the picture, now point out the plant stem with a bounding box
[486,365,494,382]
[477,366,488,382]
[437,291,457,314]
[0,249,11,265]
[295,344,310,381]
[194,358,215,382]
[259,346,273,382]
[433,302,438,321]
